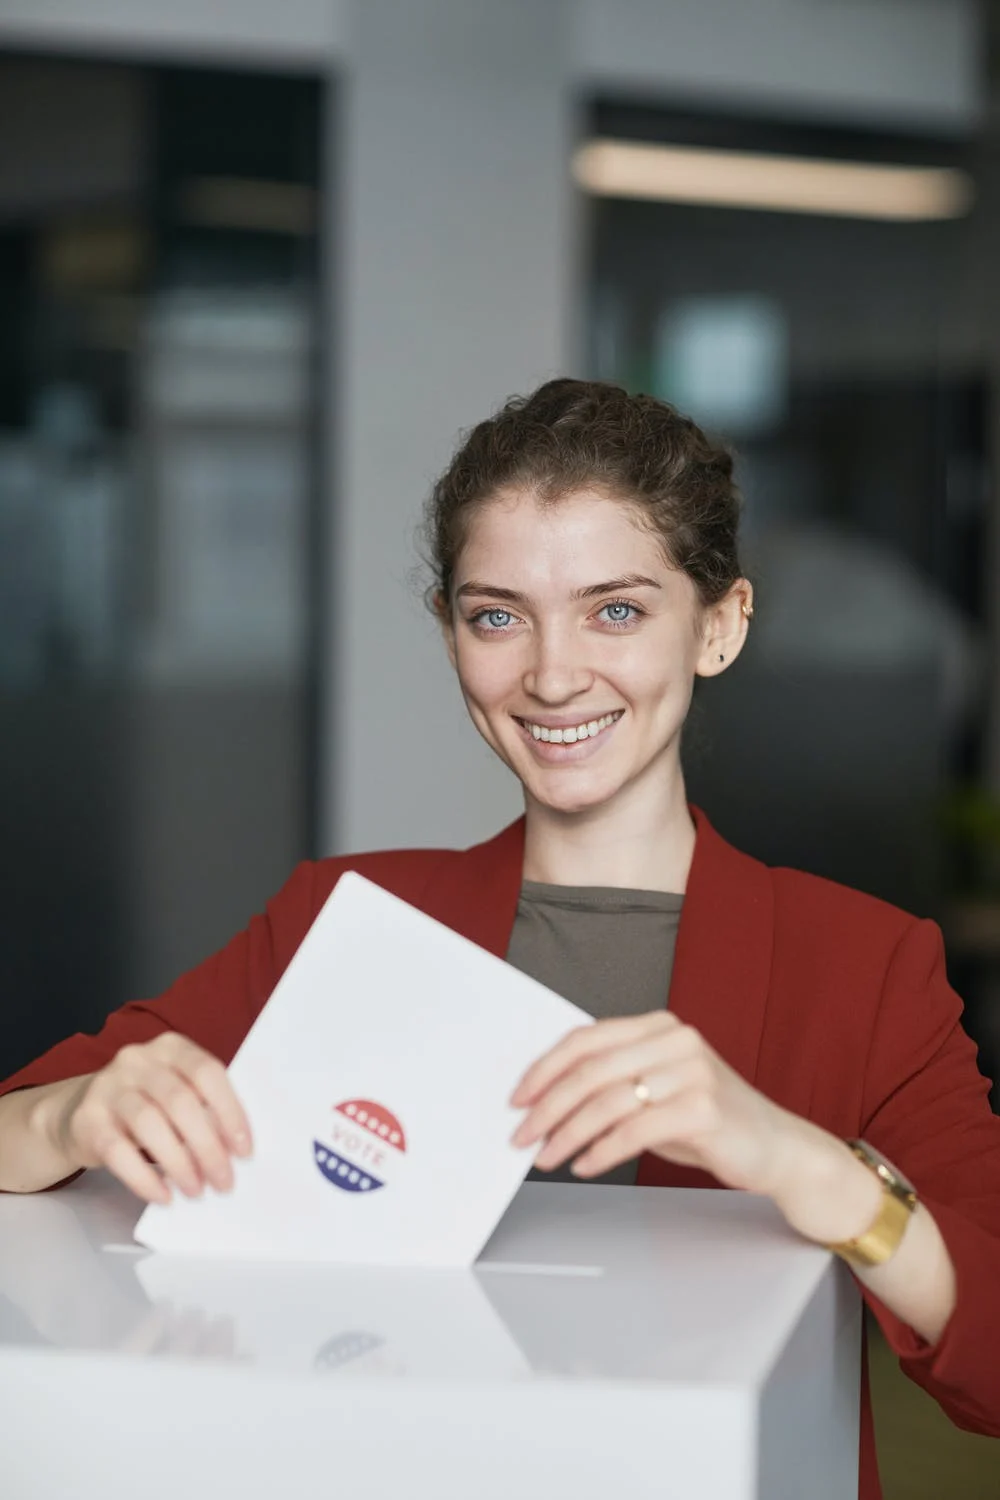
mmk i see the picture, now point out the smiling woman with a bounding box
[430,380,752,885]
[449,494,738,849]
[0,378,998,1500]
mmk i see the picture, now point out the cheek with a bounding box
[602,628,697,701]
[454,636,518,707]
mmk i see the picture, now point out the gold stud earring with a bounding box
[742,602,754,620]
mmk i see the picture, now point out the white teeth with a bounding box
[523,711,621,743]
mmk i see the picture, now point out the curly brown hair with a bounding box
[425,377,744,612]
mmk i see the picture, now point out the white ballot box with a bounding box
[0,1172,860,1500]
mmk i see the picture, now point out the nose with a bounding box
[522,623,595,704]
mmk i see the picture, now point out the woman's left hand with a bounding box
[510,1012,877,1246]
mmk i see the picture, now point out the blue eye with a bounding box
[473,608,515,631]
[599,601,640,626]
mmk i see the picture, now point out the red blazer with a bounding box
[3,809,999,1498]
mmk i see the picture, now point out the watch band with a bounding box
[825,1140,918,1269]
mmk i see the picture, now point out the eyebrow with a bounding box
[455,574,663,604]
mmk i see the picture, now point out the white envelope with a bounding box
[135,872,590,1266]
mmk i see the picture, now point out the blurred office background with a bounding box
[0,1,999,1100]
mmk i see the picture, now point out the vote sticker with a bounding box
[313,1099,407,1194]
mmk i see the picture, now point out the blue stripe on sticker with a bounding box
[313,1140,383,1193]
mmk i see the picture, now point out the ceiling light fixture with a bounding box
[573,138,973,221]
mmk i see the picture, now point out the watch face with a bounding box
[852,1139,918,1198]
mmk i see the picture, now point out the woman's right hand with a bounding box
[42,1033,252,1205]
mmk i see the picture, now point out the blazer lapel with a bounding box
[668,807,774,1082]
[638,809,774,1189]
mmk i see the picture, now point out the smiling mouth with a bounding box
[514,710,624,744]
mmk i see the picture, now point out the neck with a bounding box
[521,767,697,893]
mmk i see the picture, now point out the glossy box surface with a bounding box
[0,1174,860,1500]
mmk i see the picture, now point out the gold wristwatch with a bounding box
[825,1139,918,1268]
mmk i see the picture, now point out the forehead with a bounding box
[456,488,671,586]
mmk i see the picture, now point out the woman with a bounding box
[1,379,998,1497]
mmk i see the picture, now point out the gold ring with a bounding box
[632,1078,652,1107]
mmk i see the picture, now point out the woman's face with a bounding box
[445,488,745,819]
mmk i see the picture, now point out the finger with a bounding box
[141,1072,235,1193]
[511,1012,675,1108]
[514,1039,654,1147]
[533,1078,656,1171]
[116,1090,204,1198]
[571,1090,708,1178]
[159,1038,253,1157]
[513,1025,695,1148]
[98,1131,173,1205]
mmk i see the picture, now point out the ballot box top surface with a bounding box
[0,1171,837,1390]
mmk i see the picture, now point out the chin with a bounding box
[526,774,621,817]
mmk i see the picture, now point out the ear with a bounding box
[694,580,754,679]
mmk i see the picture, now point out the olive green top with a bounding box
[506,881,684,1185]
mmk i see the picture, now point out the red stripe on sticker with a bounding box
[334,1098,407,1152]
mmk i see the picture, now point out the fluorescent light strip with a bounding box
[573,138,973,222]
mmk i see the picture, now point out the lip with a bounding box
[512,711,623,762]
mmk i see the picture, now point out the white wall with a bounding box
[330,0,574,853]
[574,0,982,129]
[0,0,980,121]
[0,0,349,66]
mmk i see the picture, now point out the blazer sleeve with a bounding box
[860,916,1000,1436]
[0,859,324,1101]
